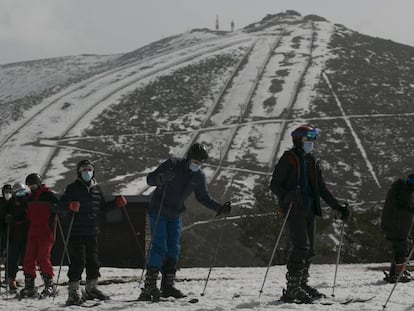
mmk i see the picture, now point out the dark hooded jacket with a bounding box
[381,179,414,239]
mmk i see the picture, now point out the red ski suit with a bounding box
[24,185,57,278]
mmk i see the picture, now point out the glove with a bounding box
[216,201,232,216]
[338,203,350,221]
[156,169,175,185]
[116,195,127,208]
[5,214,13,224]
[283,189,300,203]
[68,201,80,213]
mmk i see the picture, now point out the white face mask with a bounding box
[4,193,12,201]
[303,141,314,154]
[189,162,201,172]
[81,171,93,182]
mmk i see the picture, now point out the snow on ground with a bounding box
[1,264,412,310]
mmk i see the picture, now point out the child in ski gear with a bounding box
[270,125,349,304]
[139,143,232,302]
[20,173,59,298]
[381,173,414,283]
[60,159,127,306]
[0,183,29,294]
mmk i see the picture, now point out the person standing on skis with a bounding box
[0,183,29,293]
[20,173,59,298]
[0,184,13,259]
[60,159,127,306]
[270,125,350,304]
[381,173,414,283]
[139,143,232,302]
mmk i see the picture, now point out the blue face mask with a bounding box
[81,171,93,182]
[303,141,314,154]
[189,162,201,172]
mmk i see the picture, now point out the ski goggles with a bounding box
[291,128,320,140]
[407,176,414,185]
[14,189,28,198]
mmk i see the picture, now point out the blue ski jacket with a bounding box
[147,157,222,219]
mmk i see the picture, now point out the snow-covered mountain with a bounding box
[1,10,414,266]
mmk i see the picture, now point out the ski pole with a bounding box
[120,203,145,260]
[201,212,228,296]
[382,243,414,309]
[56,215,71,265]
[259,201,293,298]
[331,220,345,297]
[137,185,167,289]
[53,212,75,302]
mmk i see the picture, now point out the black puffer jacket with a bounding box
[381,179,414,238]
[60,179,116,236]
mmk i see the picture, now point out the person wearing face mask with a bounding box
[0,183,30,293]
[139,143,232,302]
[270,125,349,304]
[20,173,59,298]
[60,159,127,306]
[381,173,414,283]
[1,184,13,261]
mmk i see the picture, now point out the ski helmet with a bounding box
[25,173,42,187]
[12,182,30,198]
[187,143,209,162]
[2,184,12,197]
[291,125,320,146]
[77,159,95,179]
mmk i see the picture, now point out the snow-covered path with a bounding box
[1,264,412,310]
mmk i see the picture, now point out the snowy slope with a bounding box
[2,10,414,267]
[0,264,411,310]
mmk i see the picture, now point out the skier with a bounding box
[1,184,12,202]
[0,183,29,293]
[270,125,350,303]
[20,173,59,298]
[0,184,12,259]
[60,159,127,306]
[381,173,414,283]
[138,143,232,302]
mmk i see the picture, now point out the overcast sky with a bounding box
[1,0,414,65]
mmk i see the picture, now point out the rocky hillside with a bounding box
[1,10,413,266]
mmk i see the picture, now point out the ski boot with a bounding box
[384,262,412,283]
[83,279,110,300]
[301,270,325,299]
[66,281,84,306]
[281,272,313,304]
[161,272,186,298]
[161,258,186,299]
[138,268,160,302]
[8,278,18,294]
[19,275,38,298]
[39,274,57,298]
